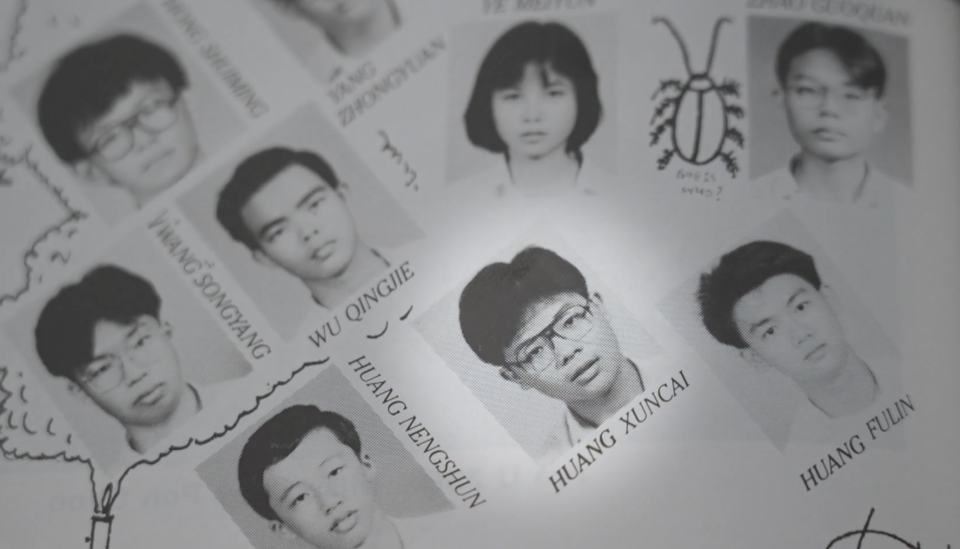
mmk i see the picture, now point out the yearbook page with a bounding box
[0,1,958,548]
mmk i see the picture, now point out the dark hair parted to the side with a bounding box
[464,21,602,157]
[697,241,822,349]
[35,265,162,381]
[459,246,588,366]
[776,22,887,98]
[38,34,188,164]
[237,405,363,522]
[216,147,342,251]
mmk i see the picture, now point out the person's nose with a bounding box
[818,87,841,117]
[788,318,815,348]
[130,123,159,152]
[294,215,323,243]
[315,484,344,516]
[122,355,151,387]
[552,336,583,368]
[521,94,543,122]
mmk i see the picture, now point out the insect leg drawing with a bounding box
[650,17,745,177]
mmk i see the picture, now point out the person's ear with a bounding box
[499,367,532,390]
[161,320,173,338]
[336,180,352,200]
[360,453,376,480]
[871,99,888,134]
[591,291,604,304]
[739,348,767,370]
[252,249,280,270]
[270,521,299,541]
[820,283,842,313]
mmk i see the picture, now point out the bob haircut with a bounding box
[775,22,887,98]
[459,246,589,366]
[697,241,823,350]
[463,21,602,158]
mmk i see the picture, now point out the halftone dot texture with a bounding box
[195,365,452,549]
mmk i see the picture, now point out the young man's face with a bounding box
[732,273,853,385]
[492,63,578,161]
[502,292,625,404]
[262,427,378,549]
[782,48,885,162]
[76,79,200,202]
[240,164,361,283]
[292,0,386,27]
[76,315,185,428]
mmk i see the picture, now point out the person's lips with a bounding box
[569,357,601,384]
[811,128,845,141]
[311,240,337,262]
[805,343,827,362]
[142,149,175,173]
[330,510,359,534]
[134,383,166,407]
[519,131,547,144]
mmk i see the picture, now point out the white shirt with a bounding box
[453,156,615,203]
[787,354,902,449]
[391,514,441,549]
[533,360,644,467]
[753,156,899,209]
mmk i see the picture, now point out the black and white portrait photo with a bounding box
[445,15,618,201]
[196,366,452,549]
[9,2,245,225]
[748,16,912,207]
[657,212,901,450]
[414,230,662,467]
[2,232,252,472]
[178,104,423,340]
[249,0,403,84]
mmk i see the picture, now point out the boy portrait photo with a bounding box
[658,212,901,450]
[196,366,452,549]
[445,15,618,201]
[414,230,663,467]
[11,2,245,224]
[3,232,252,471]
[748,17,912,207]
[250,0,403,84]
[178,104,422,340]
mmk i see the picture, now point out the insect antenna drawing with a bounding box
[650,17,745,177]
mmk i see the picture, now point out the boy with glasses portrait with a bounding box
[458,246,645,462]
[35,265,215,459]
[756,22,898,207]
[37,34,201,209]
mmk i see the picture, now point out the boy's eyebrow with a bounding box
[90,322,141,362]
[747,316,774,337]
[257,216,288,240]
[296,187,328,209]
[515,303,580,354]
[785,288,807,307]
[279,481,304,505]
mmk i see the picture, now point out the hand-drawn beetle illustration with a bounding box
[650,17,745,177]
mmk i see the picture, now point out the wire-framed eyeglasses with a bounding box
[507,302,595,373]
[88,96,181,161]
[77,322,167,393]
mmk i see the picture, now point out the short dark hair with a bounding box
[775,22,887,98]
[697,241,822,349]
[38,34,188,164]
[464,21,602,158]
[35,265,162,380]
[216,147,342,251]
[237,405,363,522]
[459,246,588,365]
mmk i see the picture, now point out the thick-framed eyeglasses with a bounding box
[77,323,167,393]
[89,96,181,162]
[786,83,872,113]
[507,302,595,373]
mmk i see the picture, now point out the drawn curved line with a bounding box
[653,17,692,76]
[18,385,26,404]
[109,358,323,511]
[66,434,71,445]
[704,17,732,75]
[0,148,88,308]
[5,409,17,430]
[824,508,919,549]
[0,435,100,513]
[367,322,389,339]
[20,411,35,434]
[0,0,27,73]
[46,417,55,436]
[399,306,413,321]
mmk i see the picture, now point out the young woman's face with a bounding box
[491,63,578,161]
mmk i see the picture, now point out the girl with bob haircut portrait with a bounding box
[461,21,609,199]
